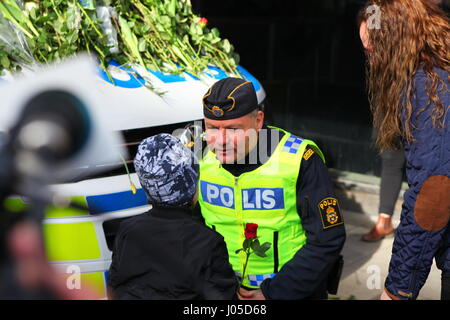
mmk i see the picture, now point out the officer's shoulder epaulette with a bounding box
[303,147,315,161]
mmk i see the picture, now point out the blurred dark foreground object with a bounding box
[0,220,101,299]
[0,56,125,300]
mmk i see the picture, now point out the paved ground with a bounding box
[330,209,441,300]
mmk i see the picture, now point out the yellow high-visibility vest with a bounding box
[199,127,324,288]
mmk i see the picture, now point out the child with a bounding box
[108,133,238,299]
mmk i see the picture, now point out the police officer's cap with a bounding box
[203,77,258,120]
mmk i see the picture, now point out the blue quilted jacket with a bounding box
[384,67,450,300]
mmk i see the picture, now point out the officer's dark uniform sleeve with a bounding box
[202,234,239,299]
[260,149,346,299]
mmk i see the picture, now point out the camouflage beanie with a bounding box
[134,133,199,206]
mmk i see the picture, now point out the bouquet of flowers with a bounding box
[0,0,241,89]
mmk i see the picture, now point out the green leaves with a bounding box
[249,238,271,258]
[159,15,171,28]
[243,238,252,250]
[118,15,145,67]
[190,22,203,36]
[52,17,64,33]
[222,39,231,54]
[167,0,177,17]
[237,237,271,257]
[207,27,221,44]
[138,37,146,52]
[254,242,271,258]
[250,238,260,250]
[66,30,78,44]
[0,54,11,69]
[0,0,39,38]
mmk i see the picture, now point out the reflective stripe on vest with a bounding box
[199,127,325,288]
[5,188,148,219]
[235,271,276,287]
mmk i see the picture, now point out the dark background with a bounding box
[191,0,380,176]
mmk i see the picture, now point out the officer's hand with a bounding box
[238,287,266,300]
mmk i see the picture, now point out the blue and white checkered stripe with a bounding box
[282,135,303,154]
[248,273,276,287]
[235,272,276,287]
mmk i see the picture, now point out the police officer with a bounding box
[196,77,346,300]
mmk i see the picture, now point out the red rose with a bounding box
[244,223,258,239]
[237,222,271,286]
[199,17,208,27]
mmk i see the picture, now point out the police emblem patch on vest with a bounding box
[318,197,344,229]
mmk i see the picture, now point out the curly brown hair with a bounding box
[359,0,450,151]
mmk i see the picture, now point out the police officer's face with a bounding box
[204,111,264,164]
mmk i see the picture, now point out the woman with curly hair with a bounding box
[359,0,450,300]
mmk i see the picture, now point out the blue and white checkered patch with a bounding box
[247,273,276,287]
[282,135,303,154]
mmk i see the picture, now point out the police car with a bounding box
[1,60,265,298]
